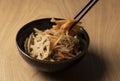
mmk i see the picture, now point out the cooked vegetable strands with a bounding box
[24,18,82,62]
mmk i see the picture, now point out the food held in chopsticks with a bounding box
[24,18,82,62]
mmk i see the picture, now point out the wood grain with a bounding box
[0,0,120,81]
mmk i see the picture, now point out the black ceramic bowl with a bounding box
[16,18,89,72]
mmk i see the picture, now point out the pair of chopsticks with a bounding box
[69,0,99,30]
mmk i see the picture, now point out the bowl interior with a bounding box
[16,18,89,64]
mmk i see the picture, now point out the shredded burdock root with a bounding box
[24,18,81,62]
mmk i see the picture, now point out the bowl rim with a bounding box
[16,18,89,64]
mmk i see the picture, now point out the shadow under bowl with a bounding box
[16,18,90,72]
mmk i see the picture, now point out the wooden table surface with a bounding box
[0,0,120,81]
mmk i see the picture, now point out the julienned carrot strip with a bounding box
[58,51,64,58]
[50,38,58,46]
[52,24,60,30]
